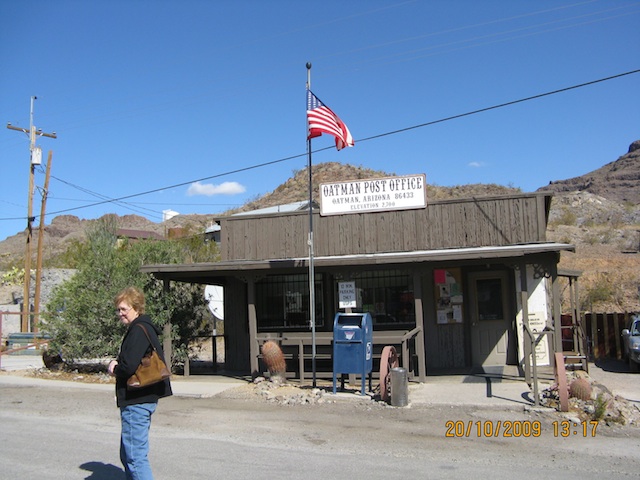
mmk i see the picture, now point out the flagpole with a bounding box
[306,62,317,388]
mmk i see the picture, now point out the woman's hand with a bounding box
[108,360,118,376]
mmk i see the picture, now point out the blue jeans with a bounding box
[120,402,157,480]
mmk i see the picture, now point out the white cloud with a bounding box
[468,161,486,168]
[187,181,246,197]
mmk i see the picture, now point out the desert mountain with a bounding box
[1,141,639,311]
[537,140,640,204]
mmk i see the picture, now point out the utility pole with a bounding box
[34,150,53,332]
[6,97,56,332]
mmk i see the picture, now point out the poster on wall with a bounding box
[434,268,463,324]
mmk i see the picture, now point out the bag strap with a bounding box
[135,323,157,351]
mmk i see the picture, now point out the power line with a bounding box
[359,68,640,142]
[42,151,308,217]
[49,174,164,219]
[43,198,242,207]
[321,3,640,73]
[1,68,638,224]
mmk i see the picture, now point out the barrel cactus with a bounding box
[569,377,592,401]
[261,340,286,381]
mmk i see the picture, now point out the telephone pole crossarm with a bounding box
[7,123,57,139]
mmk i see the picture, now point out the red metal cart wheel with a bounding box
[379,345,399,402]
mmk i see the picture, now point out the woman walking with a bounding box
[108,286,172,480]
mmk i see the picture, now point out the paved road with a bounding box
[587,357,640,404]
[1,359,640,479]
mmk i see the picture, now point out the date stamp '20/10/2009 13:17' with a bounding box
[445,420,599,438]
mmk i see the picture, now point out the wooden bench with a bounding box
[256,328,421,382]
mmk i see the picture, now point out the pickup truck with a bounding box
[622,314,640,373]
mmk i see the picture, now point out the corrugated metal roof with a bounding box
[231,200,312,216]
[141,242,575,283]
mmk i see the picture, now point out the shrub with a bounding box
[582,273,617,309]
[41,217,210,365]
[593,393,609,421]
[1,266,25,285]
[550,207,577,227]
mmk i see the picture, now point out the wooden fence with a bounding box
[569,312,639,360]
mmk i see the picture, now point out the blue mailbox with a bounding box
[332,312,373,395]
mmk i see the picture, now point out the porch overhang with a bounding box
[141,242,575,284]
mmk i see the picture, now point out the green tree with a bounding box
[42,217,213,365]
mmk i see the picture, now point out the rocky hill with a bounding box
[540,141,640,312]
[1,141,639,312]
[538,140,640,204]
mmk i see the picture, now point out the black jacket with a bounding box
[114,315,172,407]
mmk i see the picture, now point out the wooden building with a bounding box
[142,191,574,382]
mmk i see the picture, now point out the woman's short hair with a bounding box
[114,286,146,315]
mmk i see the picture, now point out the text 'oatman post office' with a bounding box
[319,174,427,216]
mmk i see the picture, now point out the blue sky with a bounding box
[1,0,638,243]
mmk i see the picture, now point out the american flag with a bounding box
[307,90,354,150]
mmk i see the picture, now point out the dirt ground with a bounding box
[3,358,640,429]
[2,366,640,480]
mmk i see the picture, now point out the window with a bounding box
[255,274,324,331]
[350,270,415,328]
[476,278,505,321]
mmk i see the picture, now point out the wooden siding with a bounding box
[220,194,550,262]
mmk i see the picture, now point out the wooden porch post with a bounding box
[519,262,531,384]
[247,277,259,376]
[413,272,427,382]
[162,279,172,370]
[551,260,562,356]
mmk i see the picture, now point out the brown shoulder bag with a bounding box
[126,323,171,390]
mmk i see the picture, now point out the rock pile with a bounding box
[251,376,325,406]
[540,370,640,427]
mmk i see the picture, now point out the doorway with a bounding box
[468,271,512,366]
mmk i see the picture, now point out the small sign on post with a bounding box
[338,281,357,309]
